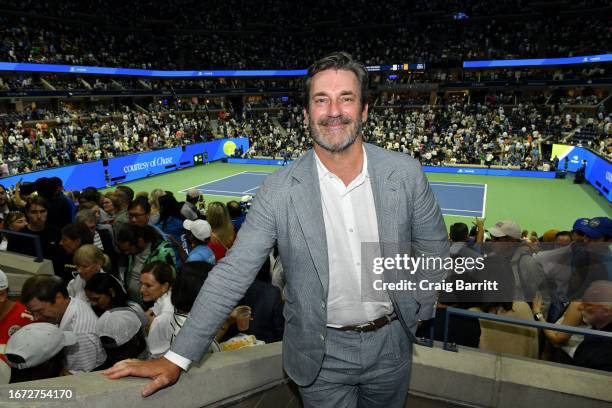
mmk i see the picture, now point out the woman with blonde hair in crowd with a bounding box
[68,244,113,302]
[206,201,236,261]
[149,189,165,225]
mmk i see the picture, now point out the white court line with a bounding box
[431,183,485,189]
[179,171,248,193]
[482,184,488,218]
[243,171,273,176]
[243,186,260,193]
[429,180,486,186]
[199,189,247,195]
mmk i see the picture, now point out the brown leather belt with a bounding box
[333,313,398,333]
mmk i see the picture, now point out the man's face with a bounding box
[580,302,612,327]
[554,234,572,247]
[27,204,47,229]
[118,238,145,255]
[60,235,81,254]
[128,204,150,227]
[25,295,67,324]
[304,69,367,154]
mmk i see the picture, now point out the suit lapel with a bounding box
[290,152,329,297]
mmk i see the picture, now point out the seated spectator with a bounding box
[95,309,147,370]
[56,222,94,283]
[67,244,111,302]
[0,211,27,251]
[573,281,612,372]
[171,262,246,351]
[21,275,106,372]
[148,189,165,225]
[183,219,215,265]
[0,184,15,228]
[128,197,166,239]
[470,299,539,359]
[181,189,205,221]
[554,231,573,247]
[206,202,236,261]
[0,269,34,363]
[35,177,73,230]
[156,194,185,243]
[227,200,246,232]
[84,272,145,322]
[75,208,117,264]
[449,221,482,261]
[5,323,76,382]
[115,224,176,304]
[140,261,174,358]
[111,188,131,225]
[7,196,61,262]
[100,193,116,224]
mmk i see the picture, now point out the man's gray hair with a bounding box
[303,51,369,109]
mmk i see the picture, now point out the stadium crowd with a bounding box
[0,175,610,382]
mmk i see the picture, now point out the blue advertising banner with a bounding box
[552,144,611,202]
[422,166,555,178]
[0,160,106,191]
[463,53,612,68]
[227,158,291,166]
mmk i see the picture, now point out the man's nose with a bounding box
[327,99,342,117]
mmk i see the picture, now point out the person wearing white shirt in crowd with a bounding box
[21,276,106,373]
[67,244,111,302]
[140,261,174,358]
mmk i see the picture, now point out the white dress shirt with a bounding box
[314,148,392,326]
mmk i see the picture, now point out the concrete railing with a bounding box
[1,341,611,408]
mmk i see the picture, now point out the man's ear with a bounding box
[303,108,309,125]
[361,102,369,123]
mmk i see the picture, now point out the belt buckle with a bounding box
[355,321,376,332]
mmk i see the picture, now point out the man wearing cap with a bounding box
[0,269,34,363]
[5,322,76,382]
[183,219,216,265]
[573,280,612,372]
[96,309,147,369]
[181,189,205,221]
[489,219,546,302]
[20,275,106,373]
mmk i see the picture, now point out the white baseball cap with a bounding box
[186,189,201,199]
[183,219,212,241]
[96,309,143,347]
[489,220,522,240]
[0,269,8,290]
[5,323,77,369]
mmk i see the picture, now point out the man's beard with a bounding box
[309,114,362,154]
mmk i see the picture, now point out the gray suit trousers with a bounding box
[299,320,412,408]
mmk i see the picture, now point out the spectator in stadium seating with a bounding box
[55,222,94,283]
[206,202,235,261]
[533,292,587,364]
[140,262,174,358]
[85,272,145,322]
[571,218,589,243]
[79,201,113,230]
[128,197,167,239]
[0,269,34,364]
[5,323,75,382]
[116,185,135,203]
[0,211,27,251]
[101,193,116,224]
[183,219,216,265]
[572,281,612,372]
[227,200,246,232]
[449,221,482,261]
[7,196,61,261]
[21,275,106,372]
[35,177,73,230]
[554,231,573,247]
[75,209,117,271]
[67,244,111,302]
[95,309,147,369]
[470,297,539,359]
[149,189,165,225]
[115,224,176,305]
[156,194,185,244]
[181,189,204,221]
[233,258,284,344]
[488,219,546,301]
[0,185,15,227]
[111,188,132,225]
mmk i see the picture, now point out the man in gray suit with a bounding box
[105,52,449,407]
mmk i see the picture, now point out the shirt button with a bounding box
[349,228,354,232]
[321,301,326,309]
[320,334,325,342]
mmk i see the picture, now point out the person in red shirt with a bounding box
[0,269,34,363]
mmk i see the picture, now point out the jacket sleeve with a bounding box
[169,180,277,363]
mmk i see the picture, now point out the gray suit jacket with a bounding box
[171,143,449,386]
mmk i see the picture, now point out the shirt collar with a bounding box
[314,145,369,184]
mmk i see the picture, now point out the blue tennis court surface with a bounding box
[182,172,486,218]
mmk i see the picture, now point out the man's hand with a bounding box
[103,357,182,397]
